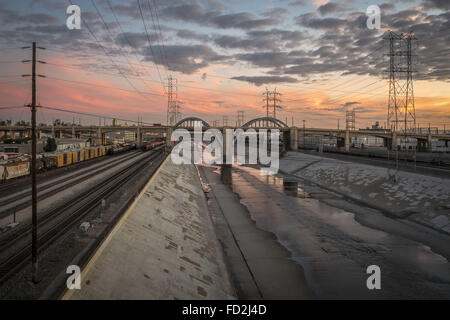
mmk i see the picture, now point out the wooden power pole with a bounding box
[23,42,45,283]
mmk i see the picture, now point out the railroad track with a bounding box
[0,151,142,218]
[0,152,128,195]
[0,148,165,284]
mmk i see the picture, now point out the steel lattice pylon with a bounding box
[167,75,180,126]
[385,31,417,133]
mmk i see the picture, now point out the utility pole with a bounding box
[22,42,45,284]
[31,42,38,284]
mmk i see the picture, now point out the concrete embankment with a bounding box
[280,151,450,235]
[64,156,236,300]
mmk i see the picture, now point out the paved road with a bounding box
[229,165,450,299]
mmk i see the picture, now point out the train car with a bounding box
[63,151,73,166]
[72,150,79,164]
[53,153,64,167]
[84,149,90,161]
[1,158,30,181]
[142,140,165,151]
[78,149,85,162]
[42,156,57,170]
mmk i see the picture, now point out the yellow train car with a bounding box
[63,151,72,166]
[76,150,85,163]
[72,151,79,164]
[48,153,67,168]
[84,149,90,161]
[47,154,60,167]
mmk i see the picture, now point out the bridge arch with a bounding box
[174,117,210,128]
[242,117,288,128]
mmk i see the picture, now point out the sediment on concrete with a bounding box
[198,165,315,300]
[280,151,450,235]
[64,157,236,300]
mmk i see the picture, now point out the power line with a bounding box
[145,0,169,77]
[90,0,158,97]
[39,76,234,105]
[0,106,27,110]
[44,76,164,98]
[137,0,165,89]
[150,0,171,71]
[39,105,156,125]
[104,0,165,91]
[66,0,152,102]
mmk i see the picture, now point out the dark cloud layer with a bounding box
[231,75,298,86]
[142,44,227,74]
[0,0,449,86]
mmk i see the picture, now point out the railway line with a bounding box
[0,150,141,217]
[0,147,166,285]
[0,149,134,195]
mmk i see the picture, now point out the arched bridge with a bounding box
[174,117,210,128]
[174,116,289,129]
[242,117,289,128]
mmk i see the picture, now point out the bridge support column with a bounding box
[136,127,142,147]
[72,126,75,139]
[427,134,433,152]
[289,127,298,150]
[221,128,232,185]
[345,130,350,152]
[391,132,397,151]
[166,127,174,147]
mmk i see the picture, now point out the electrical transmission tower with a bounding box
[262,88,282,126]
[237,110,244,127]
[346,110,356,130]
[167,75,180,126]
[272,88,282,120]
[262,88,271,126]
[222,115,229,127]
[385,31,417,133]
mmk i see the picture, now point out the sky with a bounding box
[0,0,449,128]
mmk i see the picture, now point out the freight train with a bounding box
[107,143,137,155]
[0,143,136,182]
[141,140,165,152]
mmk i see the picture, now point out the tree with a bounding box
[44,137,57,152]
